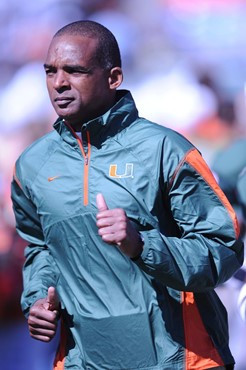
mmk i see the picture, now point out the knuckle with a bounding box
[30,331,36,338]
[115,208,125,216]
[28,314,38,324]
[51,313,58,322]
[30,305,41,316]
[121,230,127,239]
[117,230,127,241]
[96,219,102,227]
[29,307,36,315]
[119,221,127,230]
[28,318,34,326]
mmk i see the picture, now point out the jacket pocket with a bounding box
[78,312,158,369]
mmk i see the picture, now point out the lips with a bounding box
[54,97,74,106]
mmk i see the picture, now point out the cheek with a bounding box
[74,77,105,103]
[46,81,54,97]
[76,86,94,103]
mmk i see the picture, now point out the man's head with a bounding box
[54,20,122,71]
[44,20,123,128]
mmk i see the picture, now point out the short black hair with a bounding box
[54,20,122,70]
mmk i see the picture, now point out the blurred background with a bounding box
[0,0,246,369]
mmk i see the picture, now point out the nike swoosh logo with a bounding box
[48,175,60,182]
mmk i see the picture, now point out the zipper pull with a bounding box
[85,157,88,165]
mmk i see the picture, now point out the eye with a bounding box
[71,69,83,75]
[44,68,56,76]
[65,66,91,75]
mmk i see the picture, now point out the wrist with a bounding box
[131,232,144,261]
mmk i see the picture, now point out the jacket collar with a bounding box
[53,90,138,147]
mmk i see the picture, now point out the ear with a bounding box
[108,67,123,90]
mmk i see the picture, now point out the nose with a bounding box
[53,70,69,90]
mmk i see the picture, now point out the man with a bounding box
[11,20,243,370]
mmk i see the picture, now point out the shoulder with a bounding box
[129,117,195,157]
[123,117,197,182]
[15,130,60,186]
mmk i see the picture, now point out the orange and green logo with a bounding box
[109,163,134,178]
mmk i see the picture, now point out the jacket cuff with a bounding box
[131,230,151,263]
[21,290,48,318]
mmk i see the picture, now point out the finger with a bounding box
[28,316,57,330]
[96,217,120,228]
[29,326,56,338]
[96,208,126,220]
[29,333,54,342]
[97,222,127,236]
[47,287,60,311]
[96,193,108,212]
[53,310,60,319]
[101,230,127,244]
[97,226,114,237]
[30,306,58,322]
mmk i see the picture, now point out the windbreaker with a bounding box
[11,90,244,370]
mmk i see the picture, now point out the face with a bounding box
[44,34,122,127]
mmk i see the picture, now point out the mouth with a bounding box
[54,97,74,107]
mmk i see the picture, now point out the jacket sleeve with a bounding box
[136,148,244,292]
[11,172,59,318]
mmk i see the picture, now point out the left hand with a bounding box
[96,193,143,259]
[28,287,60,343]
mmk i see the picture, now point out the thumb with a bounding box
[96,193,109,212]
[47,286,60,311]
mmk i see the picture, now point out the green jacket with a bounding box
[12,90,243,370]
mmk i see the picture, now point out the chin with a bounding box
[59,112,82,126]
[56,109,76,120]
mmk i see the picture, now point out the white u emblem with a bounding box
[109,163,134,178]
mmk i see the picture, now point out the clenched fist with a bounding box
[28,286,60,342]
[96,193,144,259]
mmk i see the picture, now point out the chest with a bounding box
[30,145,160,229]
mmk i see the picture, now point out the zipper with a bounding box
[64,122,91,206]
[77,130,91,206]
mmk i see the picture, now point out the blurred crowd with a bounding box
[0,0,246,369]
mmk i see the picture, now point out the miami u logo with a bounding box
[109,163,134,178]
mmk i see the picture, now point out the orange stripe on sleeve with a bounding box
[13,164,23,190]
[185,149,240,238]
[182,292,224,370]
[53,319,66,370]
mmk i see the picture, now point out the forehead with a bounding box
[45,35,99,65]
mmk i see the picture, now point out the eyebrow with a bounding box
[43,63,53,69]
[43,64,93,73]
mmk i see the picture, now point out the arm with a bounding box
[97,149,244,292]
[11,170,60,341]
[136,148,243,291]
